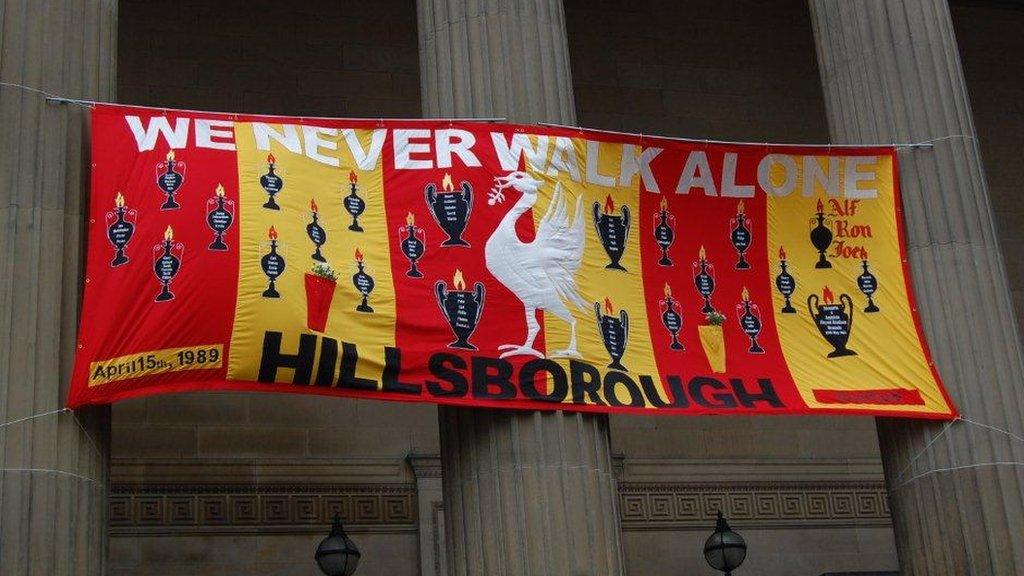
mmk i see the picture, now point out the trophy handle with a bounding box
[174,243,185,259]
[668,213,675,226]
[226,200,235,215]
[620,309,629,342]
[621,204,631,238]
[425,184,438,225]
[735,303,745,321]
[593,302,602,325]
[104,211,116,226]
[434,281,447,313]
[706,262,715,278]
[840,293,854,329]
[473,281,485,323]
[398,226,408,240]
[461,182,473,222]
[591,202,602,237]
[415,227,426,242]
[807,294,819,317]
[659,300,668,314]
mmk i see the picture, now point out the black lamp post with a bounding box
[703,510,747,576]
[315,515,361,576]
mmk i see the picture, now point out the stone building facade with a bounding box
[2,1,1023,575]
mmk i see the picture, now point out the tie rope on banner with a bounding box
[891,415,1024,491]
[0,406,106,469]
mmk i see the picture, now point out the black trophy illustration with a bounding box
[398,212,426,278]
[260,153,283,210]
[156,150,185,210]
[809,198,834,269]
[105,192,137,267]
[857,254,880,312]
[152,225,183,302]
[729,200,752,270]
[344,170,366,232]
[595,297,629,371]
[692,246,717,314]
[307,198,327,263]
[807,286,857,358]
[593,194,630,271]
[352,248,375,313]
[206,183,235,251]
[653,197,676,267]
[659,283,684,350]
[426,173,472,247]
[775,246,797,313]
[736,287,765,354]
[435,269,485,350]
[261,226,286,298]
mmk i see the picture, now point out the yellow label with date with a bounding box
[88,345,223,386]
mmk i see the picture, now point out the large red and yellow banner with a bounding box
[67,104,955,418]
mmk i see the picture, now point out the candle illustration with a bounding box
[105,192,137,266]
[352,248,375,313]
[736,287,765,354]
[426,172,473,247]
[857,251,880,313]
[595,297,629,371]
[729,200,752,270]
[152,225,183,302]
[659,283,684,350]
[435,269,486,350]
[261,226,286,298]
[344,170,366,232]
[307,198,327,262]
[692,246,717,314]
[156,150,185,210]
[775,246,797,313]
[809,198,834,269]
[653,197,676,267]
[206,183,234,251]
[808,286,857,358]
[261,153,283,210]
[593,194,630,271]
[398,212,426,278]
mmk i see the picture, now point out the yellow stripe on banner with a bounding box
[766,154,949,414]
[532,137,664,407]
[89,345,223,386]
[228,123,395,387]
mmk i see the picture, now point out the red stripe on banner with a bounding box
[813,388,925,406]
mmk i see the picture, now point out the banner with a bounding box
[68,104,955,419]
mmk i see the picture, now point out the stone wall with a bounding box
[110,0,1023,575]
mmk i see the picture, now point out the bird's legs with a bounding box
[499,307,543,358]
[550,318,581,359]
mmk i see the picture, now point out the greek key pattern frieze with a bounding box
[618,482,889,529]
[109,484,416,534]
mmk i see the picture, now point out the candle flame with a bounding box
[737,200,745,214]
[664,283,672,298]
[268,225,278,240]
[816,198,824,213]
[310,198,318,212]
[406,212,415,226]
[742,286,750,301]
[660,197,667,211]
[164,225,174,241]
[216,183,225,197]
[349,170,358,184]
[166,150,175,162]
[603,194,615,215]
[115,192,125,208]
[604,296,614,315]
[823,285,835,304]
[267,153,276,164]
[442,173,454,192]
[355,248,363,262]
[699,245,706,260]
[453,269,466,290]
[779,245,786,260]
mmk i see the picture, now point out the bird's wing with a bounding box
[534,182,587,309]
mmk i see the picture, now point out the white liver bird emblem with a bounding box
[485,172,586,359]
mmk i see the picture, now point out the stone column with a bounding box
[0,1,117,575]
[416,1,625,574]
[809,1,1024,574]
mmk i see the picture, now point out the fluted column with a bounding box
[809,1,1024,574]
[0,1,117,575]
[416,1,625,574]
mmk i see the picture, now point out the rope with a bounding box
[0,468,105,488]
